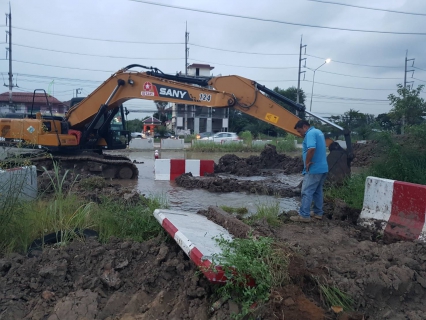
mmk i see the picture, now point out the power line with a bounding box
[189,43,298,55]
[13,60,114,73]
[189,58,298,69]
[413,77,426,83]
[304,80,396,91]
[306,0,426,16]
[129,0,426,36]
[14,43,183,60]
[316,69,401,80]
[13,26,183,44]
[414,66,426,72]
[306,54,401,68]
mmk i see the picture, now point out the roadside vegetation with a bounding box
[0,165,167,254]
[189,132,296,153]
[211,235,290,319]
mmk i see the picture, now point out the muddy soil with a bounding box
[176,172,300,198]
[201,205,426,320]
[351,141,381,167]
[0,236,230,320]
[215,145,304,176]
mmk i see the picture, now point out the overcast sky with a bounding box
[1,0,425,120]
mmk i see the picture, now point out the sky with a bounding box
[1,0,425,120]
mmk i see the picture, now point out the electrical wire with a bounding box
[306,0,426,16]
[13,60,116,73]
[414,66,426,72]
[13,26,183,44]
[129,0,426,36]
[189,43,298,55]
[306,54,401,68]
[413,77,426,83]
[14,43,183,60]
[189,58,298,69]
[315,69,401,80]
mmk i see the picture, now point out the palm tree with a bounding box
[154,101,168,125]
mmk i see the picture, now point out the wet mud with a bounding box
[214,144,304,176]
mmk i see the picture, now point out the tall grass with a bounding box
[0,165,167,254]
[189,135,296,153]
[212,235,290,319]
[326,126,426,209]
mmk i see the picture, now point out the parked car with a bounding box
[196,132,214,139]
[154,132,175,138]
[202,132,240,143]
[131,132,143,139]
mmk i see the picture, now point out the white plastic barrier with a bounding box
[160,139,185,149]
[129,138,154,150]
[0,166,37,204]
[155,159,215,180]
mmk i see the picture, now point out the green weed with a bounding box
[315,277,354,311]
[245,200,281,226]
[220,205,248,215]
[211,235,290,319]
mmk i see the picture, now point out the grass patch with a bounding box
[220,205,248,215]
[315,277,354,311]
[212,235,290,319]
[0,166,167,254]
[324,172,369,210]
[245,201,281,226]
[189,135,296,153]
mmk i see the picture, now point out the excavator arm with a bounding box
[66,65,236,129]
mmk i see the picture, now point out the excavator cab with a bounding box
[68,98,130,151]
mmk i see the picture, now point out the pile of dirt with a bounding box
[215,144,303,176]
[0,236,230,320]
[351,141,381,167]
[200,205,426,320]
[38,173,142,205]
[176,172,300,198]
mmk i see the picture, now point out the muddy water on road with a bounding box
[116,151,301,213]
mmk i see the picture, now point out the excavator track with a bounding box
[29,153,139,179]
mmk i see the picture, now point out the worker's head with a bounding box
[294,120,310,137]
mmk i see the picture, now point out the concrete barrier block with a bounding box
[155,159,215,180]
[161,139,185,149]
[129,138,154,150]
[358,176,426,242]
[221,140,243,145]
[252,140,272,147]
[0,166,37,204]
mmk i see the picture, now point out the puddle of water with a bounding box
[113,151,300,213]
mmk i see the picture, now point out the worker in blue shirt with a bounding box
[290,120,328,222]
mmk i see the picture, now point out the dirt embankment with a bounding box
[215,144,304,176]
[351,141,381,167]
[176,173,300,198]
[201,205,426,320]
[0,236,225,320]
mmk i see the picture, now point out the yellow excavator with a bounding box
[0,64,352,181]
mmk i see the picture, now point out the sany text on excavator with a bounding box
[0,64,353,182]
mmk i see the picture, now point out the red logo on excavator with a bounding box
[144,82,152,91]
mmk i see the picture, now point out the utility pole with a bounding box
[296,36,306,105]
[5,3,15,105]
[75,88,82,98]
[403,50,415,134]
[185,22,189,76]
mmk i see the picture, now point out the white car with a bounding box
[203,132,240,143]
[131,132,144,139]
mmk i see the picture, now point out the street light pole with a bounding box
[309,59,331,113]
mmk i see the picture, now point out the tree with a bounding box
[154,101,169,125]
[126,119,143,133]
[388,84,426,132]
[376,113,395,131]
[272,86,306,117]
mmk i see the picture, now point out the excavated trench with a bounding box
[2,143,425,319]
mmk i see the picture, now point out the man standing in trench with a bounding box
[290,120,328,222]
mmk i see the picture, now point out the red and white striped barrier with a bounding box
[153,209,229,283]
[359,176,426,242]
[154,159,215,180]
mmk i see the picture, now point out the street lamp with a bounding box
[309,59,331,112]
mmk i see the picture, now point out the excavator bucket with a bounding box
[326,141,352,185]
